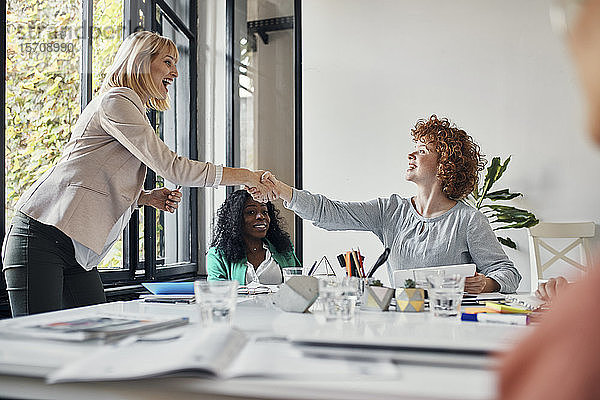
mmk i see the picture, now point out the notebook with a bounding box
[504,294,546,311]
[142,282,194,295]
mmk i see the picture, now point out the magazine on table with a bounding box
[47,326,398,384]
[47,326,247,383]
[1,314,189,342]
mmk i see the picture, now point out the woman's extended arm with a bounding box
[466,211,521,293]
[259,172,387,236]
[221,167,275,200]
[99,88,275,198]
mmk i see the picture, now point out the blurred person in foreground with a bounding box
[500,0,600,398]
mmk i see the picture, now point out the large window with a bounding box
[226,0,302,257]
[2,0,199,294]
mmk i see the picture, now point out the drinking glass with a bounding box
[318,276,359,322]
[281,266,303,282]
[193,280,238,326]
[426,273,465,317]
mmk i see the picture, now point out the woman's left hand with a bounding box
[464,273,499,294]
[138,187,182,213]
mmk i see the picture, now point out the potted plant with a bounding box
[467,156,539,249]
[395,279,425,312]
[361,279,395,311]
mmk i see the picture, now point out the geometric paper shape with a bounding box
[395,288,425,312]
[273,276,319,313]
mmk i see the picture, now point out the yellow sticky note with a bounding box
[485,301,531,314]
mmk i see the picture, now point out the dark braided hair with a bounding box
[211,189,293,262]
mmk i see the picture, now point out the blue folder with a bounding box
[142,282,194,295]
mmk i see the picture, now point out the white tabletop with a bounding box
[0,295,531,400]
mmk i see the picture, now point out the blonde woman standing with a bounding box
[2,31,274,317]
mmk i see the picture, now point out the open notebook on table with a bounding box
[503,294,546,311]
[47,327,398,383]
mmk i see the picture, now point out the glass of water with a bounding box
[318,276,359,322]
[281,266,303,282]
[193,280,238,326]
[426,273,465,317]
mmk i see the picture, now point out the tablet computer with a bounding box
[392,263,476,288]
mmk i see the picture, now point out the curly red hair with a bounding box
[411,115,486,200]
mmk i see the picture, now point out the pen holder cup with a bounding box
[395,288,425,312]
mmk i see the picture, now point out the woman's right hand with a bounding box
[535,276,569,304]
[220,167,276,201]
[245,170,277,202]
[255,171,293,203]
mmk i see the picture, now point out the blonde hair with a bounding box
[101,31,179,111]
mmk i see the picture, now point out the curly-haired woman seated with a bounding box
[259,115,521,293]
[207,190,300,285]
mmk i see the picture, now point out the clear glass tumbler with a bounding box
[193,280,238,326]
[426,273,465,317]
[281,266,303,282]
[318,276,359,322]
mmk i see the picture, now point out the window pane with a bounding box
[93,0,125,270]
[155,7,192,266]
[138,206,145,269]
[92,0,124,96]
[233,0,296,239]
[5,0,81,232]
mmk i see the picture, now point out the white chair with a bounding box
[528,222,595,292]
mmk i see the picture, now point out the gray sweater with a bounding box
[286,189,521,293]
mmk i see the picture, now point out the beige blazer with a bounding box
[16,87,218,254]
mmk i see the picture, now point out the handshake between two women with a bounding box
[246,171,292,203]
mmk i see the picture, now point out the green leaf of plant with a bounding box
[476,157,501,208]
[496,156,511,183]
[498,236,517,249]
[485,189,522,201]
[494,220,539,230]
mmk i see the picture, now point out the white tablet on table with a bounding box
[392,263,476,288]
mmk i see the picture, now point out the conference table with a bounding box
[0,292,531,400]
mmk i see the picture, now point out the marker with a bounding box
[144,298,194,304]
[461,312,529,326]
[175,185,182,191]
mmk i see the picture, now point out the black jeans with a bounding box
[2,212,106,317]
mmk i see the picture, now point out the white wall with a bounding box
[301,0,600,290]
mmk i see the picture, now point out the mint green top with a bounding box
[206,239,301,284]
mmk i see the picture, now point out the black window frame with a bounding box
[1,0,200,294]
[102,0,199,285]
